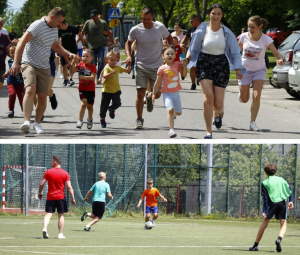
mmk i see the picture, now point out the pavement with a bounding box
[0,70,300,140]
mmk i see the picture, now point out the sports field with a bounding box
[0,216,299,255]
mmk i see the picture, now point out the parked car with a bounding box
[288,48,300,95]
[270,30,300,98]
[266,28,290,48]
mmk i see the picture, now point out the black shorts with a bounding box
[267,200,287,220]
[60,49,77,66]
[196,52,229,88]
[92,201,105,218]
[79,90,95,105]
[45,198,68,213]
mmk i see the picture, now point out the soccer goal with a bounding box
[2,165,47,212]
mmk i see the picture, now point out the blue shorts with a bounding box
[78,49,83,57]
[163,91,182,113]
[146,206,159,214]
[50,61,56,78]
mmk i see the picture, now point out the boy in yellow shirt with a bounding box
[137,179,167,229]
[100,50,130,127]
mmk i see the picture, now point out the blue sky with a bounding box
[8,0,27,12]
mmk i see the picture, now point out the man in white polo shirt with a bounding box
[125,6,173,129]
[10,7,77,134]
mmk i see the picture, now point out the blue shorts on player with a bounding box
[146,206,159,214]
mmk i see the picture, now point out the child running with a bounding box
[137,179,167,229]
[249,164,294,252]
[3,45,24,118]
[71,49,96,129]
[152,45,187,138]
[99,50,130,128]
[81,172,113,231]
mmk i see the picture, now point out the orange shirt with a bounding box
[141,188,161,207]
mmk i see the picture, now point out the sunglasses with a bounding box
[189,20,194,22]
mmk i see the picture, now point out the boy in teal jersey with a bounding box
[81,172,113,231]
[249,164,294,252]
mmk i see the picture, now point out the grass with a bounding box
[0,214,299,255]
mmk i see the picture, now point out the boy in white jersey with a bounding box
[81,172,113,231]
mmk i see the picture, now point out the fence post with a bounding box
[21,144,25,213]
[176,184,180,214]
[227,144,231,215]
[258,144,263,217]
[239,185,244,219]
[143,144,148,218]
[294,144,298,218]
[124,144,127,211]
[25,144,29,216]
[199,144,202,214]
[166,187,169,214]
[84,145,87,195]
[154,144,157,188]
[95,145,99,182]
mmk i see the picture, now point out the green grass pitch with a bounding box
[0,215,299,254]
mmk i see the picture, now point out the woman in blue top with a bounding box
[182,3,244,139]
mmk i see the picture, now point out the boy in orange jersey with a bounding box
[137,179,167,229]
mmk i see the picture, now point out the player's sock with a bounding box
[277,236,282,241]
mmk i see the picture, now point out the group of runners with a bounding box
[1,3,285,138]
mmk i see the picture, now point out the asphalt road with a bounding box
[1,71,300,140]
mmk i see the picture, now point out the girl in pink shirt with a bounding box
[238,16,283,131]
[152,45,187,138]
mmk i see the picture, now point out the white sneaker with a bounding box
[76,120,83,129]
[60,74,64,79]
[33,123,45,134]
[168,130,177,138]
[20,121,30,134]
[250,121,260,131]
[58,233,66,239]
[238,91,242,102]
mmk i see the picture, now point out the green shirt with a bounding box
[90,181,111,202]
[262,175,291,203]
[83,19,109,49]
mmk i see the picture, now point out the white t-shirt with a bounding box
[202,26,225,55]
[76,34,86,50]
[22,19,59,69]
[128,21,170,69]
[239,32,273,71]
[0,28,8,35]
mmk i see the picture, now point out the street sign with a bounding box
[110,0,119,8]
[109,19,119,27]
[108,8,120,20]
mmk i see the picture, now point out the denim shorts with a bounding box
[163,91,182,113]
[238,68,266,85]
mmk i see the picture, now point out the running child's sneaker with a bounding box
[49,93,58,110]
[7,111,14,118]
[146,91,153,112]
[168,130,177,138]
[275,239,282,252]
[87,118,93,129]
[249,246,258,251]
[33,123,45,134]
[43,230,49,239]
[58,233,66,239]
[76,120,83,129]
[250,121,260,131]
[84,226,91,231]
[81,211,88,221]
[150,218,155,227]
[68,79,75,86]
[108,106,115,119]
[62,79,68,87]
[135,117,144,129]
[21,121,30,134]
[100,118,106,128]
[214,114,222,129]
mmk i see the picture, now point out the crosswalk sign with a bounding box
[108,8,120,19]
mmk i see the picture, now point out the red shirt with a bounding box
[174,45,181,62]
[43,168,70,200]
[141,188,161,207]
[76,61,97,91]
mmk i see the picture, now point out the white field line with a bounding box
[0,236,221,239]
[1,246,300,248]
[0,249,93,255]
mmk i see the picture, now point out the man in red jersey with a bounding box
[38,156,76,239]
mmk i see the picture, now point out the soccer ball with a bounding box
[145,221,153,229]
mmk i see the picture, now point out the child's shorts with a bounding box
[79,90,95,105]
[146,206,159,214]
[163,91,182,113]
[238,68,266,85]
[92,201,105,219]
[266,200,287,220]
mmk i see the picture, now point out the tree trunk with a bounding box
[193,0,201,20]
[201,0,208,22]
[154,0,176,28]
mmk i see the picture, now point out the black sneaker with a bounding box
[132,74,135,79]
[181,75,185,80]
[249,246,258,251]
[49,93,58,110]
[8,111,14,118]
[108,106,115,119]
[43,230,49,239]
[191,83,196,90]
[100,118,106,128]
[146,91,153,112]
[62,79,68,87]
[275,239,282,252]
[214,114,222,129]
[84,226,91,231]
[20,104,23,112]
[204,134,212,139]
[69,79,75,86]
[81,211,88,221]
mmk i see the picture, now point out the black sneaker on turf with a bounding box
[84,226,91,231]
[275,239,282,252]
[108,106,115,119]
[191,83,196,90]
[81,211,88,221]
[49,93,58,110]
[249,246,258,251]
[43,230,49,239]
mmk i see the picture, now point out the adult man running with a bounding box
[9,7,77,134]
[59,19,85,87]
[125,6,173,129]
[38,156,76,239]
[83,9,113,81]
[180,14,201,90]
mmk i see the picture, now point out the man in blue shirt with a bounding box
[81,172,113,231]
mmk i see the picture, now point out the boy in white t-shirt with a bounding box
[152,45,187,138]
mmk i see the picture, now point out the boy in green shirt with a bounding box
[249,164,294,252]
[81,172,113,231]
